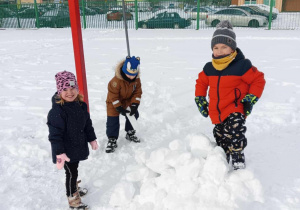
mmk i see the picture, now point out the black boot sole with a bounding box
[105,148,115,153]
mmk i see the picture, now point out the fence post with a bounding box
[268,0,274,30]
[196,0,200,30]
[135,0,138,30]
[34,0,40,28]
[15,4,21,28]
[82,0,86,29]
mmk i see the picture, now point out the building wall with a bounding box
[231,0,283,12]
[21,0,43,3]
[231,0,247,5]
[283,0,300,12]
[275,0,282,12]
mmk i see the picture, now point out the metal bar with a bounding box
[135,0,138,30]
[81,0,86,29]
[196,0,200,30]
[68,0,90,111]
[268,0,274,30]
[34,0,39,29]
[121,0,130,57]
[15,4,21,28]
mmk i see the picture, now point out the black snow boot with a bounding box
[231,150,246,170]
[126,130,140,143]
[105,137,117,153]
[225,151,230,164]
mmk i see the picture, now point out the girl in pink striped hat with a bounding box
[47,70,98,209]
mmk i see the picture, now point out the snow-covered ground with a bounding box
[0,29,300,210]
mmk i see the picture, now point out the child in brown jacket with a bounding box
[105,56,142,153]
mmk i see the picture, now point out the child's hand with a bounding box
[240,94,259,116]
[56,153,70,170]
[195,96,209,118]
[116,106,130,116]
[130,103,139,116]
[89,140,99,150]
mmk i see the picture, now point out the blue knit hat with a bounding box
[122,56,140,76]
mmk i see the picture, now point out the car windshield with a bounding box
[204,7,215,12]
[43,9,59,16]
[154,13,164,19]
[215,9,232,14]
[251,6,268,14]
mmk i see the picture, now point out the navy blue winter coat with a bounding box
[47,93,97,164]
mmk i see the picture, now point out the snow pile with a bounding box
[109,134,264,210]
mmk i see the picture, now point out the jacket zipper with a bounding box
[217,74,222,123]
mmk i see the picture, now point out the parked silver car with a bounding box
[205,8,268,28]
[188,7,217,20]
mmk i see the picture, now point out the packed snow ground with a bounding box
[0,29,300,210]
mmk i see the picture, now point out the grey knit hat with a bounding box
[211,20,236,50]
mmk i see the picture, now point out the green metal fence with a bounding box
[0,0,299,30]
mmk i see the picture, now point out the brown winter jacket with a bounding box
[106,61,142,116]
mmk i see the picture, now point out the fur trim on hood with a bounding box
[114,60,140,80]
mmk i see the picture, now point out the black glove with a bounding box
[130,103,139,116]
[116,106,130,116]
[240,94,259,116]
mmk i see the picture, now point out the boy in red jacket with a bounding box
[195,20,265,170]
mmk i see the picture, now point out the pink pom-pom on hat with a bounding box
[55,70,79,95]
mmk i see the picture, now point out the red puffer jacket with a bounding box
[195,48,266,124]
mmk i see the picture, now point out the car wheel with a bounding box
[142,23,147,29]
[211,20,220,27]
[174,23,179,29]
[248,19,259,28]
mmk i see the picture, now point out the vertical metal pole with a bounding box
[268,0,274,30]
[81,0,86,29]
[196,0,200,30]
[135,0,138,30]
[121,0,130,57]
[15,4,21,28]
[68,0,89,111]
[34,0,40,28]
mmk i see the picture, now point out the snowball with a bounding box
[176,179,199,197]
[169,139,186,151]
[145,148,171,174]
[164,150,182,168]
[188,134,213,159]
[175,157,204,180]
[201,147,229,185]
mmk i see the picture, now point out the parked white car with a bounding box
[188,7,217,20]
[205,8,268,27]
[241,4,279,14]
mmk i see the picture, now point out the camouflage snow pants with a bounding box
[213,113,247,160]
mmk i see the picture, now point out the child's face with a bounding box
[60,87,78,102]
[125,73,136,80]
[213,44,234,58]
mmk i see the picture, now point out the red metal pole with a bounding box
[68,0,89,111]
